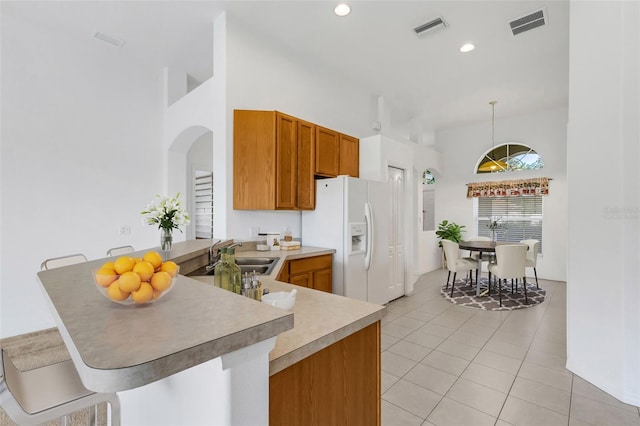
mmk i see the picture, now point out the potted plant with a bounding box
[435,220,466,247]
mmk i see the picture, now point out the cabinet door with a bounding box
[313,268,332,293]
[339,134,359,177]
[315,127,339,177]
[276,260,290,282]
[275,112,297,209]
[233,110,276,210]
[296,120,315,210]
[289,273,312,288]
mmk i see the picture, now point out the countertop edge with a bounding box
[96,314,294,392]
[268,308,385,376]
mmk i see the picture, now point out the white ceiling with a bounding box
[2,0,570,133]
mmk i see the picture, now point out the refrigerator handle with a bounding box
[364,201,373,270]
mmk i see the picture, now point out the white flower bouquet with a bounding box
[141,193,191,232]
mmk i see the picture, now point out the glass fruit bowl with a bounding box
[93,252,179,305]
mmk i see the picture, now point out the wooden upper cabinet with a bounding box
[339,134,359,177]
[275,112,297,209]
[233,110,277,210]
[315,127,340,177]
[234,110,315,210]
[234,109,357,210]
[296,120,316,210]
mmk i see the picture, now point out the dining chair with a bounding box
[468,236,496,282]
[40,254,88,271]
[106,245,135,256]
[0,349,121,426]
[488,244,528,307]
[520,239,540,288]
[442,240,479,297]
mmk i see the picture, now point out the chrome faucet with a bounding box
[206,241,243,272]
[227,242,243,250]
[208,240,222,265]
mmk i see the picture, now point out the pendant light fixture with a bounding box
[478,100,508,172]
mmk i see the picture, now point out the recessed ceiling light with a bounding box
[334,4,351,17]
[460,43,475,53]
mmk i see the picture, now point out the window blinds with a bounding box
[194,172,214,239]
[476,196,543,251]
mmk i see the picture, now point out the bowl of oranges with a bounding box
[93,251,179,305]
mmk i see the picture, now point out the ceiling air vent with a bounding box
[509,8,547,36]
[414,17,447,35]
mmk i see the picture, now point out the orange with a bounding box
[95,268,117,287]
[114,256,135,274]
[131,257,142,264]
[143,251,163,270]
[131,282,153,304]
[159,261,179,277]
[133,261,155,282]
[101,261,116,271]
[150,271,172,292]
[152,289,164,300]
[118,271,141,293]
[107,280,129,301]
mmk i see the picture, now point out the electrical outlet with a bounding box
[119,225,130,235]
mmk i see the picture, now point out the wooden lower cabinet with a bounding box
[269,321,381,426]
[278,254,332,293]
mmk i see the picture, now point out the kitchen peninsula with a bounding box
[36,239,385,425]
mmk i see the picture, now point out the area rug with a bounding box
[440,278,546,311]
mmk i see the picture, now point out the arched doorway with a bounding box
[168,125,213,241]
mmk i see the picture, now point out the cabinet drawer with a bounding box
[289,254,332,275]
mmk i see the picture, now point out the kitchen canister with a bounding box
[265,232,281,250]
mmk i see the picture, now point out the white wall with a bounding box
[163,14,228,241]
[566,1,639,407]
[0,15,164,337]
[434,106,568,282]
[222,15,376,240]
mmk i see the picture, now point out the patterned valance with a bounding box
[467,177,550,198]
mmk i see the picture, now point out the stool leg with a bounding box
[446,271,451,289]
[523,276,528,304]
[534,268,539,288]
[90,404,97,426]
[498,278,503,307]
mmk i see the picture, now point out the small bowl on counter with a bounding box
[262,289,297,311]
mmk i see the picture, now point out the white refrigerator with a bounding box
[301,176,392,305]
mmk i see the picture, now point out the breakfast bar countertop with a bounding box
[36,242,294,393]
[36,239,384,393]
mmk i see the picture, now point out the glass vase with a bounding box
[160,228,173,251]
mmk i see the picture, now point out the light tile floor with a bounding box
[381,269,640,426]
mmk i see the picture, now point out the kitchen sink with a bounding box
[187,257,278,277]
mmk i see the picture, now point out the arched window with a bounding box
[476,143,543,174]
[422,169,436,185]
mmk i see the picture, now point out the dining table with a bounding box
[458,240,527,296]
